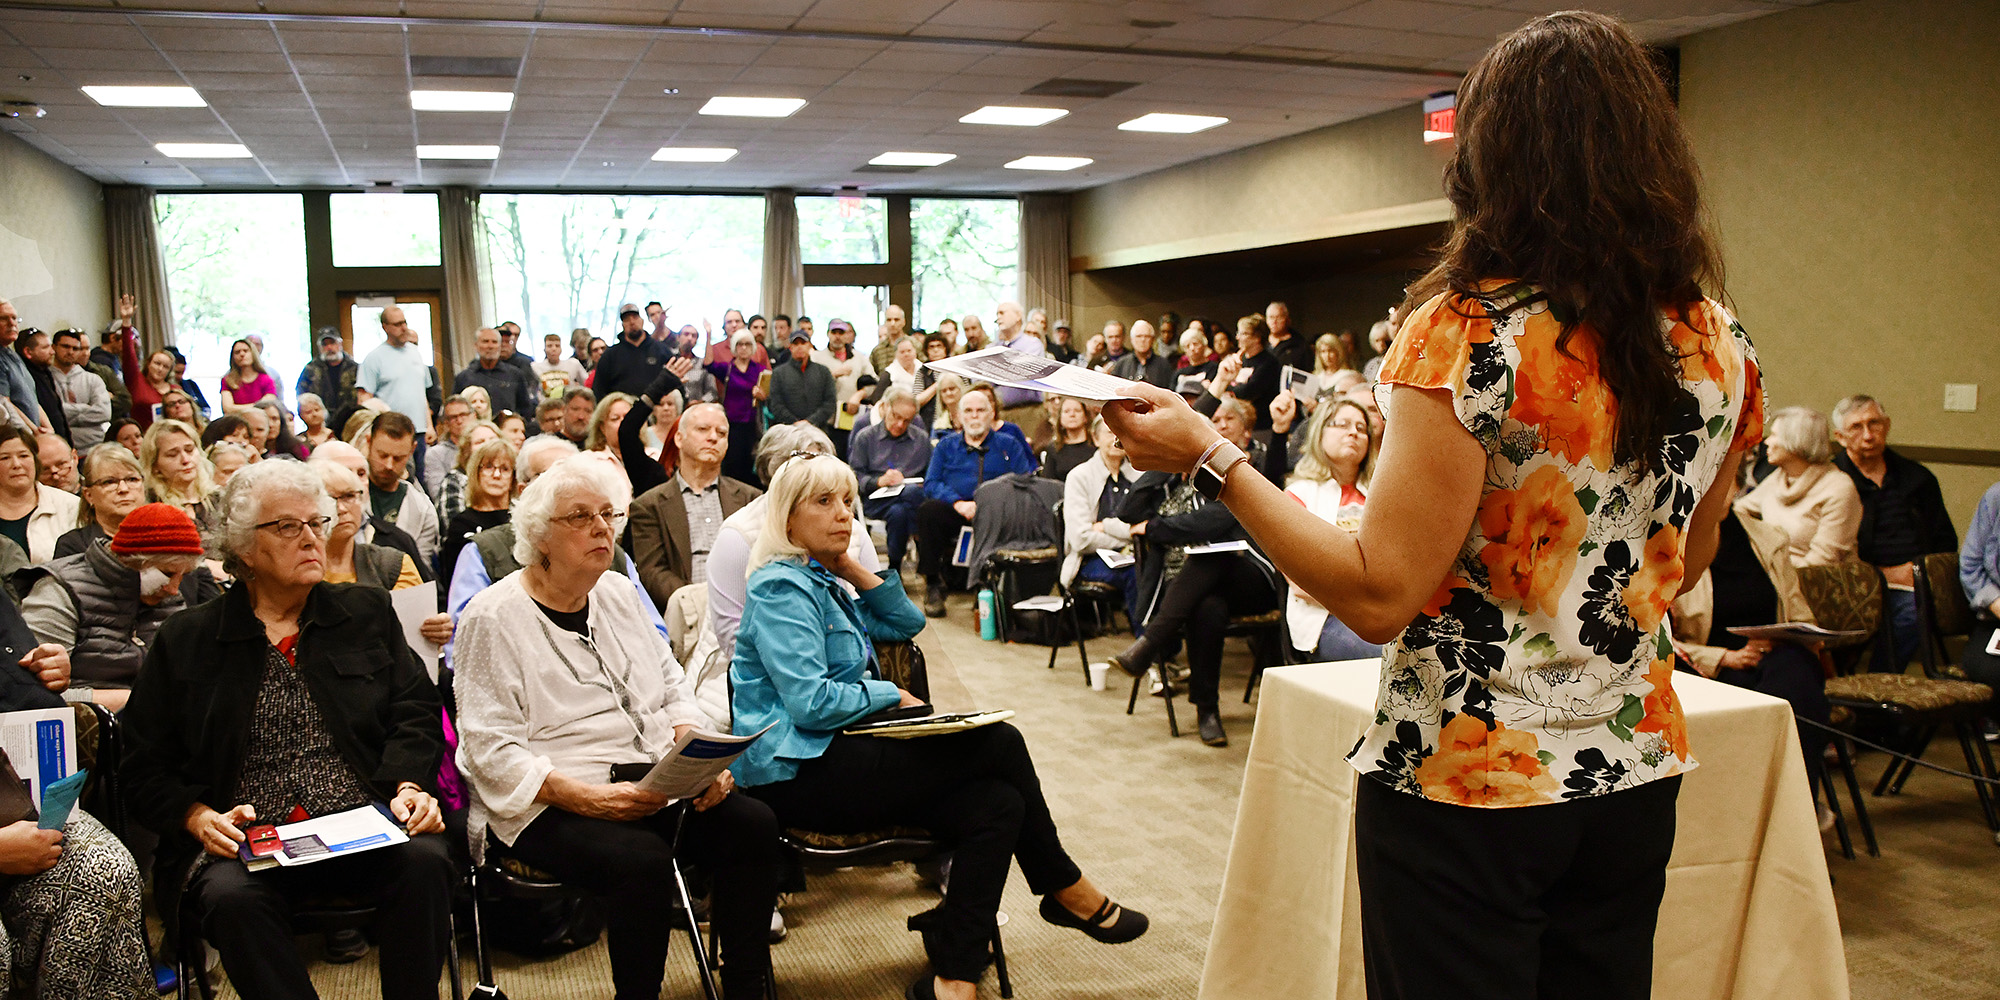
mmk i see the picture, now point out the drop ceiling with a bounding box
[0,0,1820,192]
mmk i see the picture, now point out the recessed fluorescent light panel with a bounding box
[410,90,515,112]
[869,151,956,167]
[652,147,738,163]
[960,105,1069,127]
[699,96,807,118]
[417,144,499,160]
[1118,112,1229,134]
[82,85,205,108]
[1004,155,1092,171]
[155,142,250,158]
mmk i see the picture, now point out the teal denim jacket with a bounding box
[729,557,926,787]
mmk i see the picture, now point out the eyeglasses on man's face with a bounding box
[552,508,624,532]
[255,516,333,541]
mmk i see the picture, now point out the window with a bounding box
[911,198,1019,332]
[329,192,441,268]
[798,195,888,264]
[154,193,310,406]
[481,194,762,349]
[801,286,887,340]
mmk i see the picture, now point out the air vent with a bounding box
[1021,78,1137,99]
[408,56,521,79]
[855,163,923,174]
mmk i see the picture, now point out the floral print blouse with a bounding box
[1346,282,1763,808]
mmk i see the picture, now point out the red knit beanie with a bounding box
[110,503,204,557]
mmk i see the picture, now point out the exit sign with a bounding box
[1424,92,1456,144]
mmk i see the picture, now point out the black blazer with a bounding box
[120,582,445,875]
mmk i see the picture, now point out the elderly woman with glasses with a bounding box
[731,454,1147,1000]
[119,460,454,1000]
[54,443,149,557]
[454,455,778,1000]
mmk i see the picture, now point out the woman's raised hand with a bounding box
[1101,383,1221,475]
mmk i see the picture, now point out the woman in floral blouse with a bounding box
[1104,12,1761,1000]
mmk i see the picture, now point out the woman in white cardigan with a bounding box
[1060,417,1142,632]
[1283,399,1379,661]
[453,455,778,1000]
[1736,405,1861,567]
[0,427,79,563]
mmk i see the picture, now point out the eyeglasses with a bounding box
[330,489,365,504]
[87,474,143,489]
[552,508,623,531]
[254,516,333,541]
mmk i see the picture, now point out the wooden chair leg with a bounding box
[1834,736,1879,857]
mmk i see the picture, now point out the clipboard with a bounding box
[951,525,974,567]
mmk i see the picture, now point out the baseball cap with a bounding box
[618,303,641,318]
[317,327,342,344]
[827,319,853,333]
[789,329,812,343]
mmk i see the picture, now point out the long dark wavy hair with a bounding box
[1402,11,1722,474]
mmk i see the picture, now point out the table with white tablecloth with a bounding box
[1198,660,1848,1000]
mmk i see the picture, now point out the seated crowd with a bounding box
[0,282,1991,999]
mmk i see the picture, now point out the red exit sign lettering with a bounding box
[1423,92,1456,144]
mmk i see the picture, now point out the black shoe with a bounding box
[924,582,947,618]
[1111,635,1157,677]
[324,927,368,964]
[905,974,940,1000]
[1038,894,1150,944]
[1197,708,1228,747]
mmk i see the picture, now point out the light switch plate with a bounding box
[1944,383,1978,412]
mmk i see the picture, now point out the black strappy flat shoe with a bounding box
[1039,894,1149,944]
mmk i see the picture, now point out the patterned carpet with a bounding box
[191,588,2000,999]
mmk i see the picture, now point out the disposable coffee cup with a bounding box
[1088,662,1110,691]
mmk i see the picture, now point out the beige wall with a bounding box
[1680,0,2000,530]
[1070,103,1452,272]
[0,132,107,330]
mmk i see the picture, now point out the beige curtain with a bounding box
[761,189,803,319]
[101,185,175,353]
[438,186,493,387]
[1019,193,1072,326]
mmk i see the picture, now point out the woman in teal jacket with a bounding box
[731,454,1147,1000]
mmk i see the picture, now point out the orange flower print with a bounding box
[1666,310,1726,386]
[1512,317,1618,469]
[1477,465,1587,617]
[1382,294,1493,390]
[1622,525,1684,633]
[1635,657,1690,760]
[1730,355,1765,453]
[1415,713,1559,807]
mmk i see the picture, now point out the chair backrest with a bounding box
[1795,560,1882,648]
[873,640,929,702]
[1921,551,1973,639]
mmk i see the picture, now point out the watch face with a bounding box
[1193,466,1226,501]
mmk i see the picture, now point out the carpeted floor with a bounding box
[195,587,2000,999]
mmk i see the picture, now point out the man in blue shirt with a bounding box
[0,299,50,433]
[849,387,931,574]
[358,305,435,477]
[915,388,1033,616]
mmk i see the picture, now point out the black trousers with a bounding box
[723,420,760,485]
[1354,775,1681,1000]
[1962,620,2000,710]
[914,499,970,584]
[510,795,779,1000]
[187,833,456,1000]
[1142,553,1278,708]
[1714,643,1832,794]
[746,724,1082,982]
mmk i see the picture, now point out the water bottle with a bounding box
[977,589,998,640]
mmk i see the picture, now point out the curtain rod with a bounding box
[0,1,1466,80]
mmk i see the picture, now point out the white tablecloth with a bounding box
[1199,661,1848,1000]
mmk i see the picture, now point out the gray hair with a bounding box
[1831,394,1884,431]
[296,392,324,413]
[878,385,917,411]
[1765,406,1835,464]
[730,330,755,350]
[511,454,633,567]
[1179,329,1206,354]
[516,436,579,485]
[209,459,334,579]
[749,454,858,572]
[754,422,835,484]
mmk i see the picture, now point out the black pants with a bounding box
[863,490,924,572]
[1715,643,1832,794]
[510,795,779,1000]
[914,499,970,585]
[187,833,456,1000]
[747,724,1082,982]
[723,420,760,485]
[1354,775,1681,1000]
[1142,553,1277,708]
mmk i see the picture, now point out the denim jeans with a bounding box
[1877,587,1921,672]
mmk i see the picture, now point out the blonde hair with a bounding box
[585,392,636,452]
[454,419,502,474]
[1312,332,1350,375]
[1291,397,1373,486]
[464,437,518,507]
[749,454,857,573]
[141,418,215,508]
